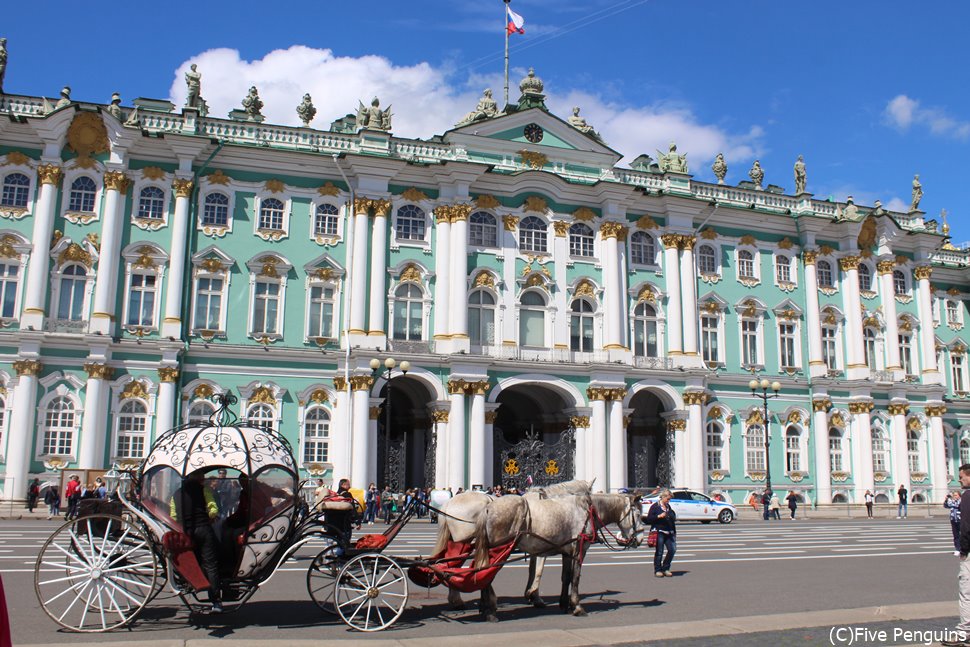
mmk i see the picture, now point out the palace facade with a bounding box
[0,68,967,506]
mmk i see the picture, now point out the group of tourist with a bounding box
[30,475,109,520]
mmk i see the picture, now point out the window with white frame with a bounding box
[202,192,230,226]
[251,279,282,336]
[392,283,423,340]
[779,321,797,369]
[822,325,839,370]
[187,400,216,425]
[785,426,802,472]
[829,428,845,472]
[56,264,88,322]
[706,421,724,471]
[313,203,339,237]
[1,172,30,207]
[519,290,546,347]
[115,400,149,459]
[126,271,158,327]
[741,318,759,366]
[42,396,76,455]
[137,186,165,221]
[899,332,914,375]
[193,276,226,331]
[953,351,968,392]
[737,250,756,279]
[947,300,961,326]
[68,176,97,213]
[468,289,496,346]
[469,211,497,247]
[303,406,330,464]
[519,216,547,253]
[817,260,834,288]
[745,424,765,472]
[570,298,595,352]
[633,302,659,358]
[872,427,889,473]
[907,428,922,472]
[630,232,656,265]
[775,254,791,284]
[569,223,594,257]
[864,328,879,370]
[258,197,285,231]
[395,204,426,241]
[0,262,19,319]
[961,437,970,466]
[893,270,907,296]
[307,283,336,340]
[858,263,872,292]
[247,403,275,430]
[702,314,720,364]
[698,244,717,274]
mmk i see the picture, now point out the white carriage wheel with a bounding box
[34,514,158,632]
[306,539,339,615]
[335,553,408,632]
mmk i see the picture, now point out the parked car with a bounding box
[641,489,736,524]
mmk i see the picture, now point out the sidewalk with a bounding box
[19,601,959,646]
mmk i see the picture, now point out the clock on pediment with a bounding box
[523,123,544,143]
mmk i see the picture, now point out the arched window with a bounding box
[137,186,165,220]
[872,427,889,473]
[568,223,594,257]
[395,204,426,241]
[202,192,229,226]
[258,197,285,230]
[630,232,655,265]
[519,290,546,347]
[57,264,87,321]
[303,406,330,464]
[698,244,717,274]
[468,289,496,346]
[864,328,878,370]
[907,428,922,472]
[570,298,595,352]
[745,424,765,472]
[947,300,961,326]
[858,263,872,292]
[706,422,724,471]
[116,400,148,459]
[1,172,30,208]
[817,260,834,288]
[893,270,907,296]
[633,302,658,358]
[775,255,791,284]
[43,397,76,455]
[832,492,848,504]
[247,403,275,430]
[126,271,157,327]
[829,428,845,472]
[392,283,423,340]
[0,262,19,319]
[314,203,339,237]
[737,250,755,279]
[785,426,802,472]
[960,437,970,466]
[519,216,547,253]
[68,176,97,212]
[469,211,497,247]
[187,400,216,425]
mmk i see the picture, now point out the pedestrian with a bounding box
[762,487,772,521]
[897,484,909,519]
[65,475,81,520]
[786,491,798,520]
[364,483,377,524]
[95,477,107,499]
[81,483,97,500]
[941,464,970,646]
[44,485,60,519]
[381,485,394,524]
[769,492,782,520]
[169,469,222,613]
[27,478,41,513]
[947,491,963,556]
[644,488,677,577]
[864,490,875,518]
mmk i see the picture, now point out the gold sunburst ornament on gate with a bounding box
[544,459,559,476]
[504,458,520,475]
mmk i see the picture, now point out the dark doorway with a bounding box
[493,384,575,489]
[627,390,668,488]
[376,376,434,490]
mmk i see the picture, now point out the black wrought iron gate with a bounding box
[495,427,575,490]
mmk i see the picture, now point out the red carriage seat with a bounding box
[161,531,210,592]
[407,540,473,588]
[442,541,516,593]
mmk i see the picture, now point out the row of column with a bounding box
[658,234,698,358]
[432,204,473,352]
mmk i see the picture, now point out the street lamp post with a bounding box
[748,378,781,493]
[370,357,410,490]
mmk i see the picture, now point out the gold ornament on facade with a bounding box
[66,112,109,163]
[779,308,798,321]
[523,196,548,213]
[573,207,596,222]
[58,243,92,268]
[812,398,831,412]
[586,386,608,401]
[739,234,756,246]
[574,279,596,298]
[702,301,721,314]
[848,401,874,414]
[0,235,20,259]
[103,171,130,193]
[907,417,922,431]
[829,412,846,427]
[862,316,880,329]
[746,409,765,425]
[400,187,429,202]
[544,459,560,476]
[372,199,393,216]
[2,151,30,166]
[157,367,179,383]
[502,215,519,231]
[709,470,727,481]
[352,197,372,214]
[660,233,680,248]
[873,471,889,482]
[948,287,962,297]
[838,255,860,271]
[250,386,277,404]
[913,266,932,281]
[313,267,334,281]
[484,411,498,424]
[553,221,569,237]
[683,391,708,406]
[707,406,723,420]
[83,363,114,380]
[258,256,281,278]
[447,379,468,395]
[399,264,422,284]
[264,179,285,194]
[349,376,374,391]
[570,415,590,428]
[206,170,231,185]
[36,164,63,186]
[786,410,802,424]
[475,194,501,209]
[899,319,913,332]
[466,380,490,395]
[13,359,42,377]
[910,472,927,483]
[600,221,626,240]
[317,182,341,196]
[141,166,166,181]
[894,255,909,266]
[193,384,215,400]
[504,458,520,476]
[308,389,329,404]
[875,260,894,275]
[449,203,472,223]
[120,380,149,400]
[818,245,835,256]
[636,287,656,304]
[698,227,718,240]
[432,410,451,424]
[778,237,794,250]
[433,205,451,224]
[473,271,495,289]
[369,406,381,420]
[332,376,347,391]
[638,215,660,231]
[305,463,326,476]
[926,405,947,417]
[740,299,758,318]
[172,178,194,198]
[518,150,548,170]
[667,419,687,431]
[801,249,818,265]
[887,403,909,416]
[525,274,544,288]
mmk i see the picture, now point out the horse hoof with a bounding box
[449,602,466,611]
[572,607,587,617]
[531,596,546,609]
[485,614,499,623]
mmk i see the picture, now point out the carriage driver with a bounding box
[170,469,223,613]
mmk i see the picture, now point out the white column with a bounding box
[161,179,193,338]
[22,165,61,330]
[155,368,179,436]
[686,392,705,491]
[349,377,373,487]
[589,390,608,492]
[468,384,486,488]
[680,236,699,356]
[601,225,623,350]
[878,260,902,374]
[331,379,351,485]
[447,380,467,491]
[803,251,826,378]
[661,234,682,355]
[928,405,949,503]
[367,402,380,488]
[669,417,687,488]
[840,255,867,379]
[78,364,112,469]
[571,412,589,482]
[89,171,129,335]
[367,201,390,340]
[484,407,498,488]
[433,410,449,489]
[915,266,941,383]
[449,205,471,352]
[432,207,452,343]
[607,396,626,492]
[2,360,41,499]
[850,402,874,501]
[349,200,370,337]
[812,399,832,505]
[890,403,911,494]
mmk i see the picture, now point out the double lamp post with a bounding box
[370,357,410,489]
[748,378,781,493]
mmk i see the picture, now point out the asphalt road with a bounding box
[3,517,958,645]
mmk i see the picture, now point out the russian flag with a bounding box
[507,6,525,35]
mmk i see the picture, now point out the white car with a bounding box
[641,489,736,524]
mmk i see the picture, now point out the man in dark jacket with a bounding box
[644,489,677,577]
[943,464,970,646]
[170,469,222,613]
[762,488,772,521]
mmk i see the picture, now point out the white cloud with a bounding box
[169,46,764,169]
[883,94,970,140]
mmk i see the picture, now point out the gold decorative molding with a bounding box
[370,199,391,217]
[432,409,451,424]
[778,237,794,249]
[257,255,281,278]
[746,409,765,425]
[812,398,831,413]
[172,178,194,198]
[683,391,708,406]
[636,287,656,303]
[475,194,501,209]
[250,386,277,404]
[839,255,861,271]
[586,386,608,401]
[193,384,215,400]
[66,112,109,161]
[830,412,846,428]
[447,378,469,395]
[157,367,179,383]
[926,404,947,417]
[304,388,328,405]
[13,359,42,377]
[473,271,495,289]
[103,171,130,193]
[553,220,569,237]
[667,419,687,431]
[739,234,756,246]
[58,243,92,268]
[206,169,231,185]
[0,235,20,259]
[679,234,695,249]
[786,410,802,425]
[574,279,596,298]
[433,205,451,224]
[876,260,895,275]
[317,182,341,196]
[120,380,149,400]
[83,363,114,380]
[523,196,548,213]
[518,150,548,170]
[848,401,875,414]
[36,164,63,186]
[895,255,909,266]
[638,215,659,230]
[400,187,429,202]
[353,197,372,214]
[332,376,347,391]
[369,406,381,420]
[801,249,818,265]
[449,203,472,223]
[660,233,680,248]
[264,179,285,194]
[818,244,835,255]
[913,265,933,281]
[600,221,627,240]
[466,380,490,396]
[573,207,596,222]
[349,376,374,392]
[399,263,422,284]
[483,411,498,424]
[570,415,590,428]
[699,227,718,240]
[3,151,30,166]
[502,215,519,231]
[887,403,909,416]
[141,166,166,181]
[707,405,723,420]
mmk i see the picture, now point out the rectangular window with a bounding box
[0,263,18,319]
[899,334,913,374]
[706,425,722,471]
[953,353,966,392]
[520,310,545,347]
[745,427,765,472]
[776,258,791,283]
[741,319,759,366]
[779,323,797,368]
[702,316,719,363]
[252,280,281,335]
[786,434,801,472]
[822,326,837,370]
[194,277,224,330]
[634,318,658,358]
[127,273,157,327]
[469,306,495,346]
[829,436,843,472]
[308,285,335,339]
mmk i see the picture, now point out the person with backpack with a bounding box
[44,486,61,520]
[364,483,377,524]
[27,478,40,513]
[64,475,81,520]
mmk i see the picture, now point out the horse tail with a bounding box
[472,510,491,569]
[432,510,452,556]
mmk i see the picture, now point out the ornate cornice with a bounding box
[172,178,194,198]
[83,363,114,380]
[36,164,63,186]
[157,367,179,383]
[103,171,130,193]
[349,375,374,391]
[13,359,42,377]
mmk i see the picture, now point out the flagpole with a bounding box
[504,0,511,107]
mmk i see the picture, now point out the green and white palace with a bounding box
[0,68,968,507]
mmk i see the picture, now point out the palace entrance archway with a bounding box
[493,384,575,489]
[376,376,435,490]
[627,390,670,489]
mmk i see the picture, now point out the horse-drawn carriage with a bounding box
[33,394,643,633]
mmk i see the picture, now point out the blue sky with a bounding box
[4,1,969,242]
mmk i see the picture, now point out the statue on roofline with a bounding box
[456,88,500,127]
[356,96,392,132]
[296,93,316,127]
[657,142,688,174]
[794,155,807,194]
[241,86,263,120]
[748,159,765,190]
[106,92,123,121]
[0,38,7,95]
[185,63,202,109]
[711,153,727,184]
[910,174,923,212]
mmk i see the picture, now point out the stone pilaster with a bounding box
[22,165,62,330]
[660,234,682,356]
[162,178,193,338]
[78,362,115,469]
[89,171,130,335]
[812,397,832,504]
[367,199,391,345]
[2,360,42,499]
[839,255,867,379]
[802,250,826,378]
[877,259,902,376]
